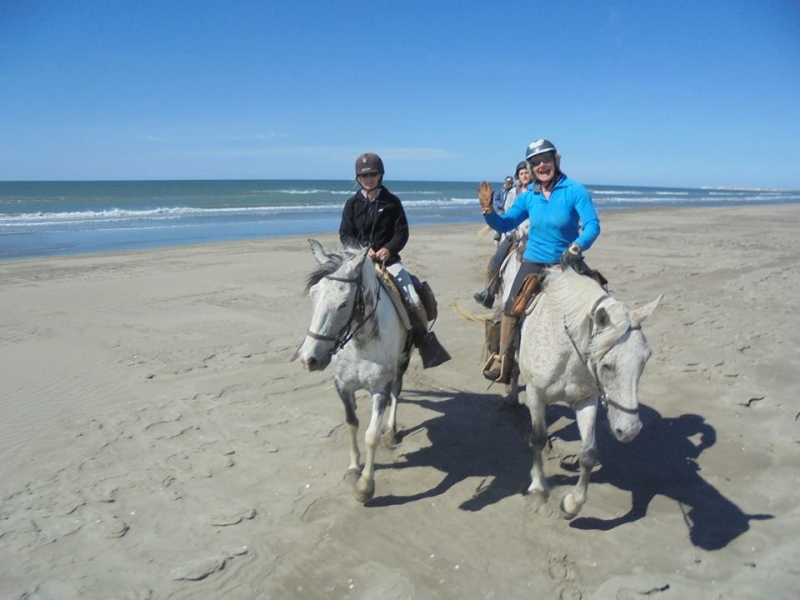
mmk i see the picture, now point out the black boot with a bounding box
[473,289,494,309]
[417,331,451,368]
[411,304,451,369]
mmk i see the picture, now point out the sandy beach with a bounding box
[2,204,799,599]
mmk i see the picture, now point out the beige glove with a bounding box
[478,181,494,214]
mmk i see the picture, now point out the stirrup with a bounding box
[482,354,512,384]
[482,353,500,381]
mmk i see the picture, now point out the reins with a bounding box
[563,294,641,414]
[305,264,381,356]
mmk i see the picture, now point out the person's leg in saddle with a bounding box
[474,235,514,309]
[387,263,450,368]
[482,260,544,384]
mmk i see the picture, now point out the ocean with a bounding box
[1,179,798,261]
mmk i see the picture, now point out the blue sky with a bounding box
[1,1,798,188]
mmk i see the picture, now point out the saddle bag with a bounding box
[510,273,543,318]
[411,275,438,323]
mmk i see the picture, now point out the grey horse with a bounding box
[293,240,411,503]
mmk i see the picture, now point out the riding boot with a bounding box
[473,266,500,309]
[412,305,451,369]
[482,314,518,384]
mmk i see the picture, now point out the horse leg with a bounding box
[560,398,599,519]
[525,395,549,500]
[355,389,390,504]
[336,383,361,482]
[382,355,408,447]
[503,363,521,406]
[381,376,400,448]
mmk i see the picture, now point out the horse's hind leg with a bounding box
[355,389,390,504]
[525,394,549,500]
[336,383,361,482]
[560,398,599,520]
[381,373,403,448]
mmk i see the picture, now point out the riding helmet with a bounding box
[355,153,385,176]
[525,139,557,160]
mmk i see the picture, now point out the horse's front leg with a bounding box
[335,382,361,481]
[525,393,549,499]
[560,397,599,519]
[355,389,390,504]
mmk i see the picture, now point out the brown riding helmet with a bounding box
[355,153,385,176]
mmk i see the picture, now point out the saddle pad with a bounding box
[375,265,413,331]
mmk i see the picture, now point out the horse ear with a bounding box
[594,307,611,329]
[308,239,329,264]
[631,294,665,327]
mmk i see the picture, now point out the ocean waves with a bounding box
[1,179,798,260]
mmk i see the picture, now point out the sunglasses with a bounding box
[359,172,380,178]
[529,155,555,168]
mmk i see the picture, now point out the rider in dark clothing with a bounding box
[339,187,409,266]
[339,153,449,369]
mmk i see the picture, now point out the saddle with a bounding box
[377,265,450,369]
[374,265,439,329]
[374,265,412,330]
[482,268,607,365]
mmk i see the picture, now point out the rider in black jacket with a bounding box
[339,153,449,368]
[339,181,408,266]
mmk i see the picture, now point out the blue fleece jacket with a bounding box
[484,174,600,264]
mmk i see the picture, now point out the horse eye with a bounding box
[337,301,348,310]
[600,363,615,373]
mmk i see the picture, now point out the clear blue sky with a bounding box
[2,0,798,188]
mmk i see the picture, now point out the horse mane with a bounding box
[544,267,631,361]
[305,247,361,293]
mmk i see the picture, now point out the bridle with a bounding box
[305,264,380,356]
[563,294,642,414]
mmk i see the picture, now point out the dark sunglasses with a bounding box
[359,172,380,178]
[529,154,555,167]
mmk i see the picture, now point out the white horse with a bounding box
[292,240,411,503]
[476,244,663,518]
[514,266,663,518]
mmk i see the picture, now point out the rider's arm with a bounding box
[572,186,600,251]
[484,190,530,234]
[339,198,360,248]
[383,197,409,258]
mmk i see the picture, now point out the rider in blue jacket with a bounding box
[479,139,601,383]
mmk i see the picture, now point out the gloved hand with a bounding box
[560,243,582,272]
[478,181,494,214]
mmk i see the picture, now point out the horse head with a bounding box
[292,240,371,371]
[590,293,663,442]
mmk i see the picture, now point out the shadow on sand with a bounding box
[368,388,772,550]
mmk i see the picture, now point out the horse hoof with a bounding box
[525,486,549,502]
[559,495,581,520]
[344,467,361,484]
[380,429,397,449]
[355,478,375,504]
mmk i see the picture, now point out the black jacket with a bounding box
[339,187,409,265]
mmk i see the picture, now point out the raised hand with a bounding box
[478,181,494,214]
